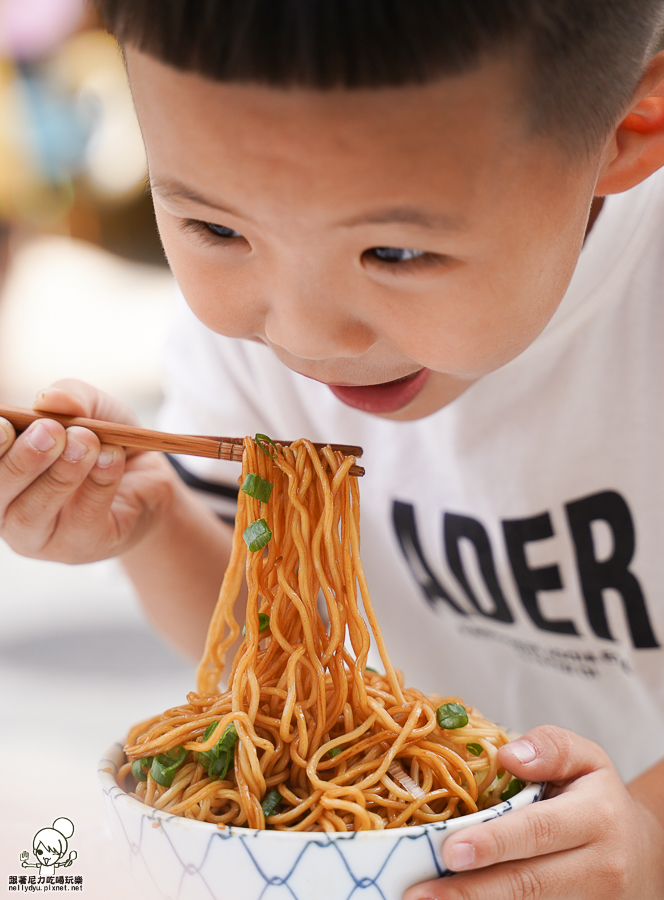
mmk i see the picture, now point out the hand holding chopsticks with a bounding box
[0,403,365,476]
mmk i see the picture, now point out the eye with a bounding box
[367,246,427,263]
[204,222,243,239]
[180,218,246,245]
[179,218,247,246]
[36,848,43,855]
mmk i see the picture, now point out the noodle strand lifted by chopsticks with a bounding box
[121,438,513,831]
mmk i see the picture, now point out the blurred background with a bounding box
[0,2,195,896]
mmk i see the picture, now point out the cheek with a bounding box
[382,244,577,379]
[475,222,584,366]
[411,161,593,377]
[155,213,263,338]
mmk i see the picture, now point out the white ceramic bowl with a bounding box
[100,742,543,900]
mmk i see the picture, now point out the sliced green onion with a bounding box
[255,433,278,459]
[327,747,343,758]
[261,789,282,818]
[131,757,153,783]
[436,702,469,730]
[205,723,239,781]
[500,777,525,802]
[208,750,233,780]
[365,667,379,674]
[202,721,218,741]
[150,746,186,787]
[216,723,239,756]
[466,743,484,757]
[242,613,270,637]
[197,721,219,766]
[243,518,272,552]
[241,473,273,503]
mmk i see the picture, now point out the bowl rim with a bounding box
[100,741,544,842]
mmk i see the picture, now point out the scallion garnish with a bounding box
[261,789,282,817]
[150,746,187,787]
[436,702,469,730]
[327,747,343,758]
[255,433,278,459]
[243,518,272,552]
[208,750,233,780]
[198,722,239,781]
[131,757,153,783]
[500,777,525,802]
[242,613,270,637]
[466,743,484,757]
[197,721,219,767]
[366,667,379,674]
[241,473,273,503]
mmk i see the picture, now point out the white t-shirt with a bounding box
[159,167,664,781]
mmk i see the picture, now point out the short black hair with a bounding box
[96,0,664,154]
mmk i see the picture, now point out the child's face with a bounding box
[127,48,604,420]
[35,843,58,866]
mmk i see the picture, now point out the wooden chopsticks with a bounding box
[0,403,365,476]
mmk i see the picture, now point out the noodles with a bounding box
[121,438,514,831]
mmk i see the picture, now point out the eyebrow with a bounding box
[151,177,466,232]
[339,206,467,231]
[150,177,243,218]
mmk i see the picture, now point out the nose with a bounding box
[262,264,376,361]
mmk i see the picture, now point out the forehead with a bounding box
[126,46,553,218]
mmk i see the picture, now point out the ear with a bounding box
[595,50,664,196]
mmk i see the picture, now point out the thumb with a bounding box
[498,724,610,787]
[33,384,89,417]
[33,380,140,427]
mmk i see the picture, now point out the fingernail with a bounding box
[63,433,89,462]
[96,449,116,468]
[447,841,475,871]
[27,421,57,453]
[0,419,10,446]
[507,739,537,764]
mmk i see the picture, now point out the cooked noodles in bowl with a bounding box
[118,437,530,832]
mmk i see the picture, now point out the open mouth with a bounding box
[327,368,430,414]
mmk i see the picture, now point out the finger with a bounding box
[441,789,599,872]
[404,848,595,900]
[497,725,610,787]
[54,443,128,557]
[33,385,90,417]
[438,726,614,876]
[0,419,67,512]
[0,417,16,458]
[2,426,101,554]
[34,379,140,426]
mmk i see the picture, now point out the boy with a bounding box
[1,0,664,896]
